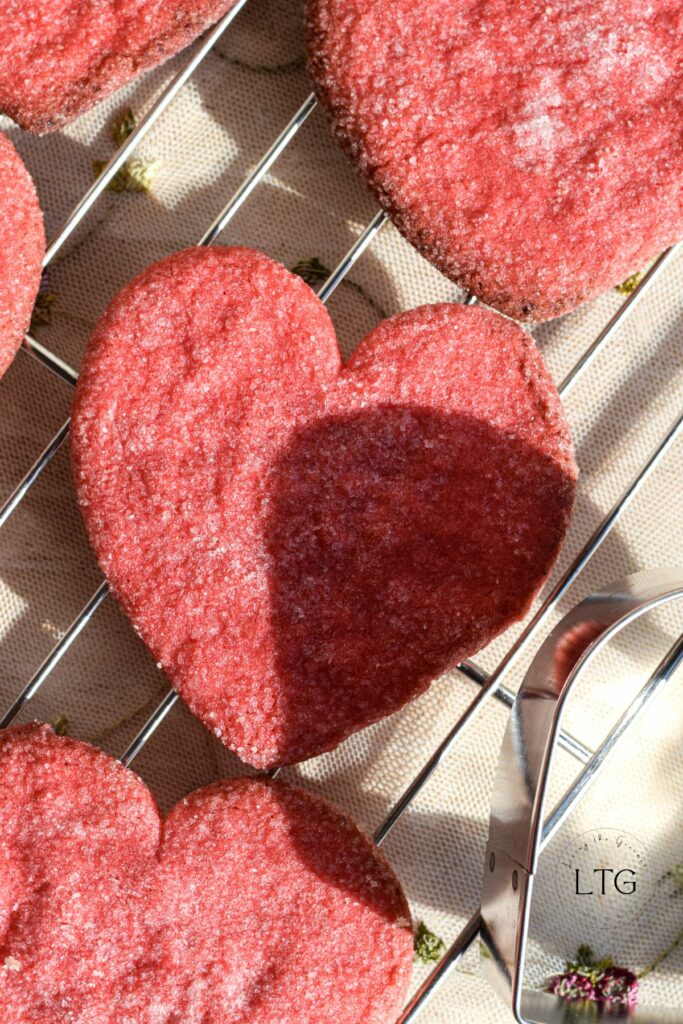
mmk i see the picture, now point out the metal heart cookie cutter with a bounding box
[481,567,683,1023]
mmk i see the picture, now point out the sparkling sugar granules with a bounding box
[71,246,577,769]
[0,723,413,1023]
[306,0,683,320]
[0,132,44,378]
[0,0,240,132]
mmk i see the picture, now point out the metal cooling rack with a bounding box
[0,8,681,1022]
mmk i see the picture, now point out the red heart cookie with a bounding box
[306,0,683,321]
[71,246,577,769]
[0,0,239,133]
[0,133,44,379]
[0,723,413,1023]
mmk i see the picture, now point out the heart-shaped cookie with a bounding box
[0,0,238,133]
[0,723,413,1023]
[306,0,683,320]
[71,246,577,769]
[0,133,44,378]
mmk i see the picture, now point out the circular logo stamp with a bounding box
[555,828,656,929]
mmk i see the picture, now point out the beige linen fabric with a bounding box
[0,0,681,1019]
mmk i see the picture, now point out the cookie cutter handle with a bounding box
[480,567,683,1024]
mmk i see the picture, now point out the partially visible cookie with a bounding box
[0,0,240,133]
[0,722,413,1023]
[72,245,577,769]
[0,134,44,380]
[306,0,683,320]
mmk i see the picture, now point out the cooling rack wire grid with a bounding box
[0,3,681,1021]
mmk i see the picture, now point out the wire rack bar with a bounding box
[199,93,318,246]
[119,690,179,767]
[317,211,388,302]
[398,912,482,1024]
[458,659,592,763]
[20,333,78,386]
[42,0,251,266]
[397,629,683,1023]
[0,419,71,528]
[559,245,680,397]
[0,581,110,730]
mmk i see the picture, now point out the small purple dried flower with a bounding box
[38,269,51,296]
[547,971,597,1002]
[596,967,639,1008]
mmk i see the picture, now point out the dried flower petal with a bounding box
[596,967,639,1007]
[547,971,597,1003]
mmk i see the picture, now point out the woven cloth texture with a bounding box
[0,0,681,1020]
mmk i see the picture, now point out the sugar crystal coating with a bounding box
[71,245,577,768]
[0,0,240,133]
[0,133,44,379]
[0,723,413,1023]
[306,0,683,320]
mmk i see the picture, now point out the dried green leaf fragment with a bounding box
[615,271,643,296]
[93,108,158,194]
[93,157,158,194]
[668,863,683,894]
[30,292,56,332]
[111,107,136,146]
[414,921,446,965]
[53,715,69,736]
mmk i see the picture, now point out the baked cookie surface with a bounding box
[0,133,44,380]
[0,0,240,132]
[306,0,683,320]
[71,246,577,768]
[0,723,413,1023]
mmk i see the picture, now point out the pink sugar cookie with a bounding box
[0,723,413,1023]
[71,246,577,769]
[0,133,44,380]
[306,0,683,320]
[0,0,240,133]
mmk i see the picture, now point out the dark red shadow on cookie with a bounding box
[71,246,577,770]
[265,405,574,762]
